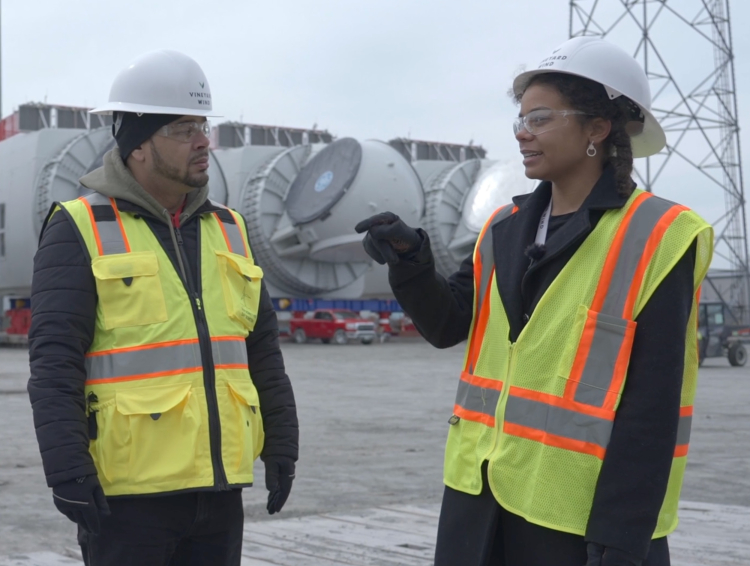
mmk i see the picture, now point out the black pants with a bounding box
[434,477,670,566]
[78,490,244,566]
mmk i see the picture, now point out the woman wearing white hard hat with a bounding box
[356,36,712,566]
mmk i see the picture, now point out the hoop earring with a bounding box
[587,141,597,157]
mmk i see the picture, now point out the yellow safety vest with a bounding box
[56,192,266,496]
[444,189,713,537]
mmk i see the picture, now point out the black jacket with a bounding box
[389,167,695,560]
[27,197,298,491]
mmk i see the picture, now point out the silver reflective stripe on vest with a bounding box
[224,222,246,256]
[86,339,248,382]
[600,196,676,318]
[573,195,677,407]
[211,339,248,366]
[456,379,502,419]
[86,342,202,382]
[217,212,247,256]
[676,414,692,446]
[574,313,632,406]
[475,205,516,312]
[504,395,613,450]
[83,193,128,255]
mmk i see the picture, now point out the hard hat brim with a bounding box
[513,68,666,158]
[90,101,221,118]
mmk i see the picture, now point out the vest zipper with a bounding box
[173,225,229,491]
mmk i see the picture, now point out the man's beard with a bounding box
[150,144,209,188]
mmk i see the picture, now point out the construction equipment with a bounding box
[698,301,749,366]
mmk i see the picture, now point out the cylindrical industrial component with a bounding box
[32,127,116,233]
[234,138,424,297]
[462,159,536,233]
[213,145,287,210]
[0,128,85,295]
[418,158,534,276]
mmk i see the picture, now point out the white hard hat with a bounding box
[91,50,221,117]
[512,37,665,158]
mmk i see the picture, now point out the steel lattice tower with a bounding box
[569,0,749,320]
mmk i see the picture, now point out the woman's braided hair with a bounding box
[515,72,636,197]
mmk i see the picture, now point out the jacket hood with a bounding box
[79,147,210,225]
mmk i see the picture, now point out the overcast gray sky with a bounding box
[2,0,749,266]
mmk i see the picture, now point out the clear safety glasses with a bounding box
[156,121,211,143]
[513,109,589,136]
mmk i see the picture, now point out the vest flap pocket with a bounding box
[215,251,264,281]
[116,383,192,416]
[227,379,260,407]
[224,379,265,472]
[215,251,264,332]
[92,251,160,279]
[105,383,203,489]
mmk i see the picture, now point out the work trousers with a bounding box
[434,469,670,566]
[78,490,244,566]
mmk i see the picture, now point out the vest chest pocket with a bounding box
[91,251,168,329]
[215,251,264,332]
[558,305,637,410]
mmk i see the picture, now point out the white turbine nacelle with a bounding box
[1,123,527,306]
[360,156,534,297]
[462,160,537,233]
[412,157,534,277]
[215,138,424,299]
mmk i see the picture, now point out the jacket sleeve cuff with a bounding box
[260,444,299,461]
[46,463,99,488]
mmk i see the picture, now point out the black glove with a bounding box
[354,212,422,265]
[585,543,643,566]
[52,475,111,535]
[264,456,295,515]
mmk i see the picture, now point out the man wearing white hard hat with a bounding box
[28,50,298,565]
[356,37,712,565]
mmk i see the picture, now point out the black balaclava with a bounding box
[113,112,180,162]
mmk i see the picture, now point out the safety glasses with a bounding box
[156,121,211,143]
[513,109,588,136]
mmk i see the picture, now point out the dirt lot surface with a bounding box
[0,339,748,557]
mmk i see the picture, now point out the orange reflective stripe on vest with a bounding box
[460,194,693,457]
[675,406,693,457]
[85,336,248,385]
[466,204,517,375]
[454,204,517,424]
[501,195,690,456]
[565,193,687,410]
[213,209,249,257]
[472,204,519,320]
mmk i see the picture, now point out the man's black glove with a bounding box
[264,456,295,515]
[354,212,422,265]
[52,475,110,535]
[585,543,643,566]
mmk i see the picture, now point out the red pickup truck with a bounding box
[289,309,377,345]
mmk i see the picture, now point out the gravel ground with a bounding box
[0,338,747,556]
